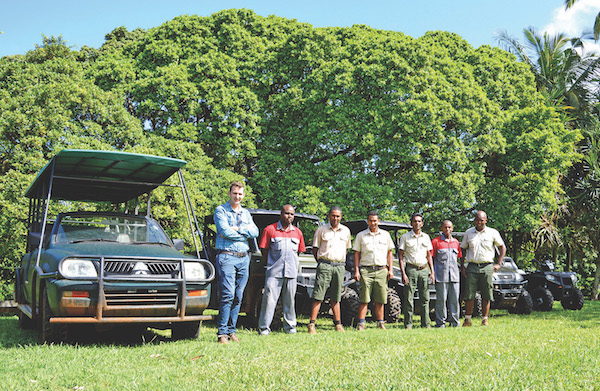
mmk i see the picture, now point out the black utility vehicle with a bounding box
[525,259,584,311]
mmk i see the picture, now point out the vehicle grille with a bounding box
[104,259,180,275]
[104,290,178,307]
[496,283,523,290]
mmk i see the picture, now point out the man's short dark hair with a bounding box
[229,181,245,191]
[367,210,379,219]
[410,213,423,223]
[329,206,342,215]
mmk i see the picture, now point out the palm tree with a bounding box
[570,120,600,298]
[565,0,600,40]
[496,27,600,122]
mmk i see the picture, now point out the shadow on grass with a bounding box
[0,316,172,348]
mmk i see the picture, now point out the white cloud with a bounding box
[544,0,600,37]
[544,0,600,53]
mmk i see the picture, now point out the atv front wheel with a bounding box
[515,290,533,314]
[561,288,584,310]
[384,288,402,323]
[531,286,554,311]
[340,287,360,327]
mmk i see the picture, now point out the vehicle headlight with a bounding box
[60,258,98,278]
[546,274,556,282]
[184,262,206,281]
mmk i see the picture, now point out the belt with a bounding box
[360,265,387,271]
[406,263,427,270]
[318,258,345,267]
[470,262,492,267]
[218,250,249,257]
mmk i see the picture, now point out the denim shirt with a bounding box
[214,202,259,252]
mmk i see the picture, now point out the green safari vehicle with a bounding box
[14,150,215,343]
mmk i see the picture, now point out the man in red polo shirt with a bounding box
[431,220,462,327]
[257,205,306,335]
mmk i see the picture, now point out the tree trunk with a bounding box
[566,244,572,272]
[593,256,600,301]
[511,231,521,261]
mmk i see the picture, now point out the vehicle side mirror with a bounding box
[28,232,41,247]
[172,239,184,251]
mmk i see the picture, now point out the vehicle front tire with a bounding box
[460,292,482,318]
[384,288,402,324]
[561,288,584,310]
[18,311,36,329]
[515,290,533,314]
[531,286,554,311]
[172,321,200,340]
[340,287,360,327]
[41,288,68,344]
[473,292,483,318]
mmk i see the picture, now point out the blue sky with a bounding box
[1,0,600,58]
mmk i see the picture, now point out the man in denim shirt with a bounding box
[214,181,259,344]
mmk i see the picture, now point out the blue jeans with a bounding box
[216,252,250,336]
[435,281,460,327]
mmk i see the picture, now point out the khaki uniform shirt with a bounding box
[398,230,432,268]
[313,223,352,262]
[460,226,504,264]
[353,228,394,267]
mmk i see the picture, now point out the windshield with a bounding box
[53,214,171,246]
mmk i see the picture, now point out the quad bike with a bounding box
[524,259,584,311]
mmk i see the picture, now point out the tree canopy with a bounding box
[84,10,577,231]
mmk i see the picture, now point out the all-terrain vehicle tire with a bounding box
[531,286,554,311]
[561,288,584,310]
[384,288,402,324]
[41,288,68,344]
[172,321,200,340]
[473,292,483,318]
[515,290,533,314]
[460,292,482,318]
[340,287,360,327]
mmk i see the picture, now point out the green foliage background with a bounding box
[0,9,587,298]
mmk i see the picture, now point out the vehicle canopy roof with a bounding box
[25,149,186,203]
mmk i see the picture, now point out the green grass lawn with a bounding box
[1,303,599,390]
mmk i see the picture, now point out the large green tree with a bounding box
[85,10,577,236]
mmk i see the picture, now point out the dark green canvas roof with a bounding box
[25,149,187,203]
